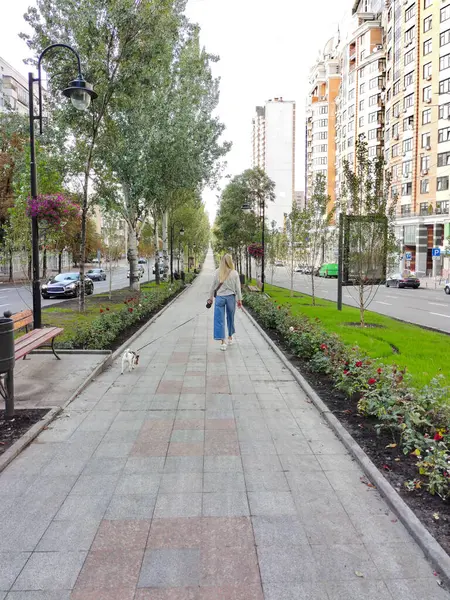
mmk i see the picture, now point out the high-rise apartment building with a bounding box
[0,57,29,114]
[251,98,296,229]
[306,0,450,276]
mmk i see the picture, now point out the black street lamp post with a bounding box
[29,43,97,329]
[170,222,184,283]
[243,196,265,293]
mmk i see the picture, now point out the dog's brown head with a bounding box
[135,353,140,365]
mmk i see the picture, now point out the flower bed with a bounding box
[244,291,450,503]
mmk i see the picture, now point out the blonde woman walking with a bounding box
[208,254,242,351]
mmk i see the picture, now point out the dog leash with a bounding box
[135,310,207,353]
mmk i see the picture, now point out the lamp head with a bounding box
[63,76,98,110]
[241,203,251,214]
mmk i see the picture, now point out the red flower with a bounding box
[343,370,349,375]
[434,432,444,442]
[277,306,281,310]
[106,307,110,311]
[99,309,104,314]
[377,368,382,374]
[128,308,133,313]
[368,378,377,385]
[320,344,328,351]
[355,361,363,368]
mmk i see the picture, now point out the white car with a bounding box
[128,266,144,279]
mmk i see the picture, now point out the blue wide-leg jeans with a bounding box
[214,295,236,340]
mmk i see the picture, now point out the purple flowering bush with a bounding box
[26,194,80,227]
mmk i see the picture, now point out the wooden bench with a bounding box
[247,285,260,292]
[0,310,63,416]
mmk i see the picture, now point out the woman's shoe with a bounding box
[220,343,227,351]
[228,338,234,346]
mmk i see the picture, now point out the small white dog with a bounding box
[121,348,140,374]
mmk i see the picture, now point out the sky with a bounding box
[1,0,350,222]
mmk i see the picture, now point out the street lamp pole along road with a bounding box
[29,43,97,329]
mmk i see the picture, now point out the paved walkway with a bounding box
[0,252,448,600]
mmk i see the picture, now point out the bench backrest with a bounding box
[11,309,33,331]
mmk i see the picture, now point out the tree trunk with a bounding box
[8,252,13,282]
[154,217,160,285]
[109,253,112,300]
[127,224,140,292]
[162,211,169,280]
[359,283,365,326]
[311,270,316,306]
[290,244,294,297]
[58,250,63,274]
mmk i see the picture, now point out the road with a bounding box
[0,264,157,315]
[270,268,450,334]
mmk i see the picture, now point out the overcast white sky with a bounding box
[1,0,350,222]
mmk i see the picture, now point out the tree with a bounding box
[341,139,396,326]
[139,222,155,282]
[285,205,305,296]
[302,173,334,306]
[23,0,189,306]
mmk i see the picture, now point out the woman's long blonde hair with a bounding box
[219,254,234,283]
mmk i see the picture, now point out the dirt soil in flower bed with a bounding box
[0,409,49,457]
[247,308,450,556]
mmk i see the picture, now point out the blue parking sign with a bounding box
[432,248,441,258]
[405,252,412,260]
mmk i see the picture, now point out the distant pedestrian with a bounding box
[208,254,242,351]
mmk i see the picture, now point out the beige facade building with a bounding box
[306,0,450,276]
[0,57,29,114]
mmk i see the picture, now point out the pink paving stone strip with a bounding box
[158,381,183,393]
[168,442,204,456]
[171,352,190,363]
[71,588,136,600]
[174,420,205,430]
[74,549,144,590]
[198,585,264,600]
[204,431,240,456]
[205,419,236,431]
[181,387,207,394]
[135,588,199,599]
[91,519,151,551]
[147,517,203,549]
[131,441,169,457]
[200,545,260,586]
[202,517,254,549]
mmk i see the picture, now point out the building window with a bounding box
[424,0,432,6]
[393,102,400,118]
[403,160,412,178]
[423,86,432,102]
[423,62,432,79]
[359,99,365,111]
[436,201,450,214]
[441,29,450,47]
[421,155,431,172]
[404,72,414,87]
[348,105,355,118]
[318,144,328,152]
[393,80,400,96]
[368,111,378,123]
[391,185,398,199]
[423,39,432,55]
[392,123,399,138]
[360,66,366,79]
[422,132,431,148]
[440,78,450,94]
[404,115,414,130]
[424,15,432,32]
[422,108,431,124]
[368,129,377,140]
[420,202,428,214]
[392,164,401,179]
[437,176,450,191]
[402,182,413,196]
[392,144,399,157]
[318,119,328,127]
[348,136,354,148]
[442,5,450,23]
[438,151,450,166]
[319,106,328,114]
[359,116,365,127]
[368,146,377,158]
[348,88,355,101]
[403,138,413,153]
[404,93,414,108]
[369,94,379,106]
[401,205,412,216]
[404,225,417,243]
[420,180,429,194]
[439,126,450,142]
[360,82,366,95]
[405,49,414,66]
[405,5,415,22]
[441,54,450,71]
[439,102,450,119]
[405,26,415,46]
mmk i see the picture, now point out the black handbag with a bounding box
[206,281,223,308]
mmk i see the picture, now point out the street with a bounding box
[270,268,450,334]
[0,263,157,314]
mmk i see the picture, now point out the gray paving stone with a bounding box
[163,457,203,473]
[252,516,308,546]
[138,548,200,587]
[244,471,290,492]
[351,515,413,545]
[273,438,313,455]
[316,454,360,472]
[257,544,319,584]
[312,544,381,581]
[0,553,30,591]
[248,491,296,516]
[325,580,394,600]
[202,492,250,517]
[12,552,86,591]
[36,519,99,552]
[171,430,204,442]
[365,543,434,579]
[93,442,134,458]
[242,454,282,472]
[124,457,165,473]
[0,476,36,497]
[178,395,206,410]
[101,429,140,443]
[71,473,120,497]
[6,593,71,600]
[105,493,157,519]
[264,582,329,600]
[82,457,127,475]
[239,440,277,455]
[153,493,202,518]
[203,456,243,472]
[203,471,246,492]
[385,578,450,600]
[279,454,323,472]
[115,473,161,495]
[160,473,203,493]
[55,495,110,521]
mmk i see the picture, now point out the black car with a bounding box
[445,283,450,295]
[41,273,94,299]
[385,273,420,289]
[86,268,106,281]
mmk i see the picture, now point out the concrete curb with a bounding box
[0,407,61,473]
[243,307,450,585]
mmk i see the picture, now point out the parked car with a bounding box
[319,263,338,278]
[275,260,284,267]
[138,258,147,264]
[86,268,106,281]
[445,282,450,295]
[41,273,94,299]
[91,257,100,264]
[385,273,420,289]
[128,265,144,279]
[153,264,165,275]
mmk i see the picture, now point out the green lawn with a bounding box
[264,284,450,388]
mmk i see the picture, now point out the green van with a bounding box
[319,263,338,278]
